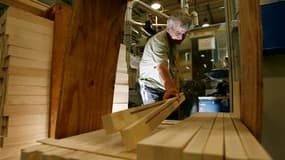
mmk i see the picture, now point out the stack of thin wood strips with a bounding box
[112,44,129,112]
[0,7,53,158]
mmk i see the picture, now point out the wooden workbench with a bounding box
[21,113,271,160]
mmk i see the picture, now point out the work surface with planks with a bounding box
[21,112,271,160]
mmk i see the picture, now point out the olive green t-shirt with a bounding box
[139,30,176,90]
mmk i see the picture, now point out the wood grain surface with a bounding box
[54,0,127,138]
[239,0,263,140]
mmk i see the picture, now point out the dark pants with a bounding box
[139,84,165,105]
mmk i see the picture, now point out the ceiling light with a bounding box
[151,2,161,10]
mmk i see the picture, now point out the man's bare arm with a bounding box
[157,63,179,99]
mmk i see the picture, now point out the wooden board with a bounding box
[231,115,271,160]
[38,130,136,160]
[102,100,164,134]
[239,0,263,140]
[138,113,207,160]
[202,113,224,160]
[0,0,48,16]
[182,113,217,160]
[7,45,52,62]
[224,114,247,160]
[45,3,72,139]
[122,95,185,149]
[54,0,127,138]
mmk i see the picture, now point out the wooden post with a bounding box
[54,0,127,138]
[239,0,263,140]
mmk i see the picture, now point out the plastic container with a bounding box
[198,96,230,112]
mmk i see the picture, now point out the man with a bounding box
[138,11,192,104]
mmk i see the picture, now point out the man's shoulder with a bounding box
[153,30,168,42]
[146,30,169,48]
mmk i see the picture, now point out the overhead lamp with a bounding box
[151,2,161,10]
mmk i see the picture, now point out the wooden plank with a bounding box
[7,85,49,96]
[121,95,185,149]
[38,129,136,160]
[6,6,51,26]
[115,72,128,84]
[55,0,127,138]
[112,104,128,113]
[4,104,48,115]
[113,94,129,104]
[0,0,47,16]
[45,4,72,139]
[6,114,48,126]
[6,20,53,40]
[202,113,224,160]
[6,95,48,105]
[21,144,59,160]
[7,33,53,52]
[102,100,164,134]
[7,45,52,62]
[41,147,124,160]
[8,56,51,70]
[8,66,50,77]
[232,115,272,160]
[233,81,240,118]
[8,75,49,86]
[137,112,208,160]
[4,133,47,147]
[239,0,263,140]
[6,125,48,138]
[224,114,247,160]
[182,113,217,160]
[41,147,75,160]
[6,16,53,35]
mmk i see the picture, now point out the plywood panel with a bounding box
[239,0,263,140]
[55,0,127,138]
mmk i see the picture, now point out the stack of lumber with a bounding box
[112,44,128,112]
[21,113,271,160]
[0,6,53,158]
[138,112,272,160]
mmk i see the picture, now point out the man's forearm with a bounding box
[157,63,176,90]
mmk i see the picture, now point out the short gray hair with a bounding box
[167,11,192,31]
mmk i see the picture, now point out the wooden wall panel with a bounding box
[54,1,127,138]
[239,0,263,140]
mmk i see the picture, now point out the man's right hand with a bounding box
[163,88,179,100]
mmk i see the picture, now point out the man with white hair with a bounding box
[138,11,192,104]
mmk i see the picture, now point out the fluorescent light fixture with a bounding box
[151,2,161,10]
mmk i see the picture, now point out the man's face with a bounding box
[167,21,188,44]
